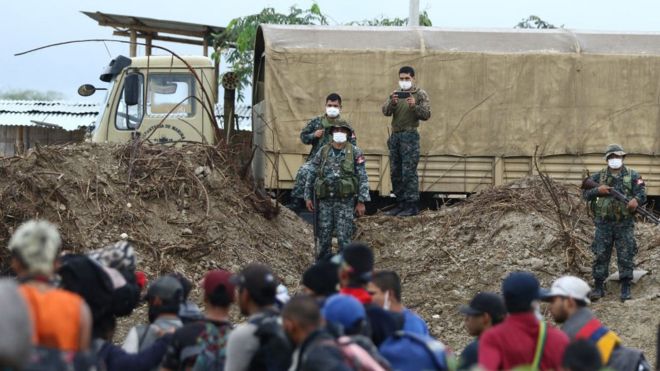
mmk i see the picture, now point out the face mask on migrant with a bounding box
[326,106,340,118]
[333,132,347,144]
[608,158,623,169]
[398,80,413,90]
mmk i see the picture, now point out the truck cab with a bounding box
[82,55,217,144]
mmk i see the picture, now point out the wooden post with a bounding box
[130,29,138,57]
[203,37,208,57]
[145,34,153,56]
[16,126,24,155]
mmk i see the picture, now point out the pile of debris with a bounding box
[357,177,659,363]
[0,142,314,286]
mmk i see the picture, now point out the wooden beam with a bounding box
[130,29,137,57]
[203,37,208,57]
[113,30,205,46]
[145,33,153,56]
[98,21,208,38]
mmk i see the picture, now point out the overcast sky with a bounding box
[2,0,660,101]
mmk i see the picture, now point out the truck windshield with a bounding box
[146,73,196,118]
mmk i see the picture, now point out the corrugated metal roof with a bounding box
[0,100,99,131]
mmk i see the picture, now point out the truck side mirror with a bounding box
[78,84,97,97]
[124,73,141,106]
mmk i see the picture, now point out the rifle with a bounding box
[582,177,660,225]
[312,191,320,260]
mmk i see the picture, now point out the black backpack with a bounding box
[247,309,293,371]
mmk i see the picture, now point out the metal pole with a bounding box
[409,0,420,26]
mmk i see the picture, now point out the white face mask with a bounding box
[608,158,623,169]
[325,107,340,118]
[399,80,413,90]
[332,132,347,143]
[383,291,391,311]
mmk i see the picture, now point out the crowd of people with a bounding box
[0,219,653,370]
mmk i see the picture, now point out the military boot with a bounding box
[589,280,605,301]
[384,202,405,216]
[397,202,419,217]
[620,280,632,301]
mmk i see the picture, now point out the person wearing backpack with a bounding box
[301,261,340,307]
[283,295,355,371]
[161,269,235,371]
[225,263,292,371]
[123,276,184,355]
[457,292,507,370]
[7,220,93,352]
[542,276,652,371]
[322,294,391,370]
[335,243,398,347]
[368,270,429,335]
[304,122,370,260]
[478,272,569,370]
[168,272,205,324]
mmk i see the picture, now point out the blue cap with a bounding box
[502,271,541,313]
[322,294,366,329]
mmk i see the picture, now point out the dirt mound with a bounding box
[0,142,314,285]
[357,177,660,364]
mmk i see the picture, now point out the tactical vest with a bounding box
[591,168,634,220]
[315,144,358,199]
[391,91,422,132]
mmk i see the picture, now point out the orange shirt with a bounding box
[19,284,83,352]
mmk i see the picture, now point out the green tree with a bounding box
[349,10,432,27]
[515,15,560,29]
[213,4,328,100]
[0,89,65,101]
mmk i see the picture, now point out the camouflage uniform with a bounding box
[305,141,370,260]
[582,166,646,283]
[290,115,356,199]
[382,88,431,203]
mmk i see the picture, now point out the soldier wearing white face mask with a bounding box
[286,93,357,211]
[582,144,646,301]
[304,122,370,260]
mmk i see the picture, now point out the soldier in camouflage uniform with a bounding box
[305,122,370,260]
[582,144,646,301]
[286,93,357,211]
[382,66,431,217]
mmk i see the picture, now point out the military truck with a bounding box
[252,25,660,196]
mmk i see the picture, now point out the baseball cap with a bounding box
[203,269,235,302]
[604,144,626,160]
[146,276,184,304]
[502,271,542,313]
[231,263,278,305]
[322,294,366,330]
[7,220,61,276]
[540,276,591,305]
[459,292,507,323]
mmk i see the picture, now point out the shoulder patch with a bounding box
[636,178,645,185]
[356,155,366,164]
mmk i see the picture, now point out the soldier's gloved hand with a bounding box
[391,91,399,105]
[406,95,416,107]
[306,200,314,212]
[355,202,366,217]
[627,198,639,211]
[597,185,611,196]
[314,129,324,138]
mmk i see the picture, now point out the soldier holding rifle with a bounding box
[582,144,646,302]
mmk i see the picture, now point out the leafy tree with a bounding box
[515,15,560,29]
[213,4,328,100]
[349,11,432,27]
[0,89,65,101]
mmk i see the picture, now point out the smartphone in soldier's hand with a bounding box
[395,91,411,99]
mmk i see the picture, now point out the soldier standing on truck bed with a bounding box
[286,93,356,211]
[582,144,646,301]
[382,66,431,217]
[304,122,370,260]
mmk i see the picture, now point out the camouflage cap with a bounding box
[7,220,61,276]
[329,119,354,134]
[604,144,626,160]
